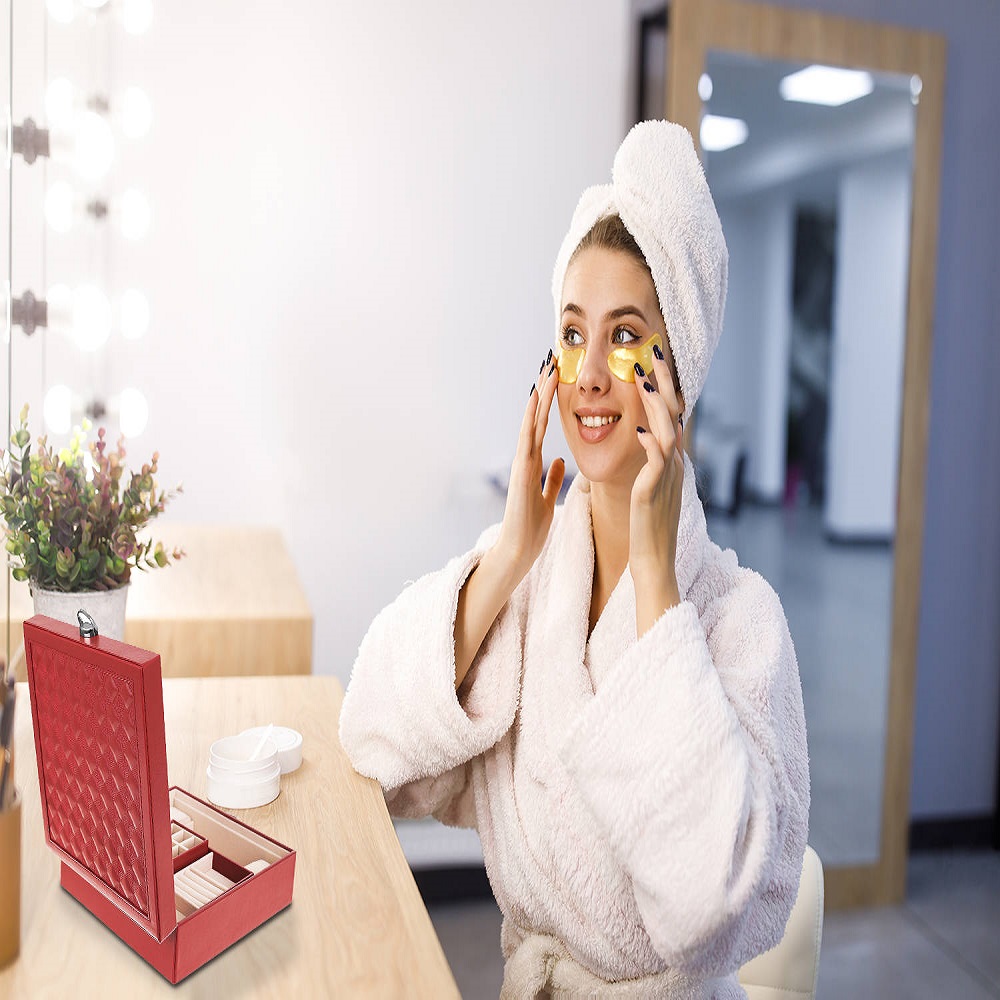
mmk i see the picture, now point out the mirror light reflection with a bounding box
[692,50,917,866]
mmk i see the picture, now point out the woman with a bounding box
[340,121,810,999]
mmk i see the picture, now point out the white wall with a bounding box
[11,1,631,687]
[825,152,911,539]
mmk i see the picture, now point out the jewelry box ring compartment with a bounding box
[170,818,209,873]
[22,614,297,984]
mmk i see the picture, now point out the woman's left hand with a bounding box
[629,345,684,617]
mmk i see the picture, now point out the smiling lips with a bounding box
[576,411,621,443]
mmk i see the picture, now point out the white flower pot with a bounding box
[30,584,130,641]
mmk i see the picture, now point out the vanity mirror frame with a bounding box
[666,0,945,909]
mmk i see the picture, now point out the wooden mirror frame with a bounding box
[667,0,945,909]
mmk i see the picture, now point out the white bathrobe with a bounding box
[339,452,811,999]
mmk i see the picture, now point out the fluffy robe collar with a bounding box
[557,449,709,615]
[521,451,711,764]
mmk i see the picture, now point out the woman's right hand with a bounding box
[494,351,565,582]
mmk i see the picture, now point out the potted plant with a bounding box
[0,404,183,639]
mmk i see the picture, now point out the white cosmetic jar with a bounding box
[209,733,280,774]
[239,726,303,774]
[206,762,281,809]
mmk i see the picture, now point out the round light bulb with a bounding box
[119,86,153,138]
[46,77,76,126]
[44,384,74,435]
[122,0,153,35]
[46,284,74,330]
[119,188,152,240]
[72,284,113,351]
[698,73,713,102]
[120,289,150,339]
[45,0,75,24]
[45,180,76,233]
[75,111,115,181]
[119,387,149,438]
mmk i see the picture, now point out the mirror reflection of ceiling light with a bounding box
[45,0,75,24]
[47,283,113,352]
[779,65,874,106]
[45,181,76,233]
[45,77,76,125]
[700,114,749,153]
[118,189,152,240]
[119,387,150,438]
[120,289,151,339]
[73,110,116,180]
[43,384,75,435]
[122,0,154,35]
[910,74,922,104]
[119,86,153,138]
[72,284,114,351]
[44,181,111,232]
[698,73,713,102]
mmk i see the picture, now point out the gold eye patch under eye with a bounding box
[556,332,664,384]
[556,346,585,383]
[607,332,663,382]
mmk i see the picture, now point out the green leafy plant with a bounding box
[0,404,184,591]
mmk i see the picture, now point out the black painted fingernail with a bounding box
[529,382,536,397]
[539,360,546,374]
[637,426,647,434]
[548,363,556,376]
[634,362,645,378]
[643,381,655,393]
[547,348,553,364]
[653,344,664,361]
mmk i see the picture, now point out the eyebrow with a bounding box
[562,303,650,325]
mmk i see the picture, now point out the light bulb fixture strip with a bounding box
[85,94,110,115]
[84,397,108,420]
[12,291,48,336]
[12,119,51,165]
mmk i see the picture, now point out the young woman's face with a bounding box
[557,245,680,489]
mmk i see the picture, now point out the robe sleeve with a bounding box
[556,568,811,977]
[338,521,525,829]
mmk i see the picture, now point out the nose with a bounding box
[576,344,612,395]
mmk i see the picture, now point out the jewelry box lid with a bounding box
[23,614,177,943]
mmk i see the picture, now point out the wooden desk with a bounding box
[2,524,313,680]
[0,676,459,998]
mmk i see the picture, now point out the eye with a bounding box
[560,326,583,347]
[612,326,640,346]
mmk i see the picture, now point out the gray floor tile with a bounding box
[818,904,999,1000]
[904,851,1000,988]
[428,899,504,1000]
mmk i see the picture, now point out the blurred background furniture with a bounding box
[692,409,749,517]
[2,524,313,680]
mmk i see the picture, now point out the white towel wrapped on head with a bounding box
[551,120,728,418]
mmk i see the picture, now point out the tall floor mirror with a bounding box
[666,0,945,909]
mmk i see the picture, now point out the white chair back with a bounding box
[738,844,824,1000]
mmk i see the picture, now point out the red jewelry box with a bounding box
[22,614,296,984]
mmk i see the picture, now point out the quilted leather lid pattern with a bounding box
[24,615,176,942]
[31,646,150,915]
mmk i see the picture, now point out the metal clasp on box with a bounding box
[77,610,99,639]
